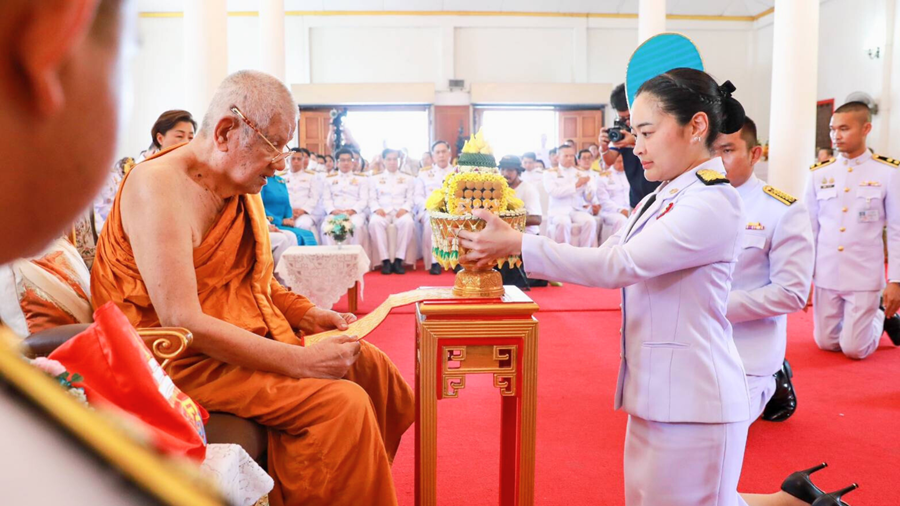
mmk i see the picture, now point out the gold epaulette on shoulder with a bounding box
[371,169,383,176]
[696,169,729,185]
[873,154,900,168]
[547,168,559,173]
[763,185,796,206]
[327,172,337,178]
[305,169,317,175]
[810,158,836,171]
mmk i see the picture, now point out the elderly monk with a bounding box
[90,70,415,506]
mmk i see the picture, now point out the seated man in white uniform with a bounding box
[520,152,544,186]
[415,140,455,275]
[321,147,369,247]
[283,147,321,239]
[369,148,415,275]
[543,145,596,248]
[593,155,632,238]
[712,116,813,423]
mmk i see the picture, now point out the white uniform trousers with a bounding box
[418,211,437,265]
[548,210,596,247]
[624,415,749,506]
[293,213,320,242]
[745,374,776,422]
[369,211,414,262]
[320,213,369,249]
[270,231,297,285]
[813,287,883,360]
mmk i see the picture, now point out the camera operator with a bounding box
[600,83,661,207]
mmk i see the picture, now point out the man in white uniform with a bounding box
[282,148,321,238]
[369,148,415,275]
[498,155,546,288]
[712,117,813,422]
[543,145,596,247]
[415,140,454,275]
[805,101,900,359]
[593,155,632,238]
[322,147,369,247]
[520,152,544,186]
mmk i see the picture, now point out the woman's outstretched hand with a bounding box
[457,209,524,268]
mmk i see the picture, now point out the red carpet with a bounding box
[330,265,899,505]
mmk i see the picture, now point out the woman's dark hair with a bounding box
[636,68,745,150]
[150,109,196,149]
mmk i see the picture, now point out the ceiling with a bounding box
[139,0,778,18]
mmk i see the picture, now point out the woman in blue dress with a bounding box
[260,175,317,245]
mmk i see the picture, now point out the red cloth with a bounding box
[50,302,208,462]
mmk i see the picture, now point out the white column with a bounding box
[260,0,286,82]
[184,0,228,117]
[638,0,666,44]
[767,0,820,196]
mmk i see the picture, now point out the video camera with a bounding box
[330,107,348,150]
[607,117,632,144]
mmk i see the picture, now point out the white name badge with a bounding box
[859,209,880,223]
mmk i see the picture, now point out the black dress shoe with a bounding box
[884,312,900,345]
[781,462,828,504]
[762,359,797,422]
[429,263,442,275]
[392,258,406,274]
[381,260,392,275]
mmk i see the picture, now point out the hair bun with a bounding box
[718,80,745,134]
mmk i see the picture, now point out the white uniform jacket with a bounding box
[543,166,591,215]
[805,152,900,291]
[414,165,453,214]
[283,168,321,215]
[324,172,369,214]
[523,158,751,423]
[369,170,414,214]
[729,175,814,377]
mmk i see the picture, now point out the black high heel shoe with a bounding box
[810,483,859,506]
[781,462,828,504]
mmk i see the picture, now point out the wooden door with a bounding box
[298,109,331,155]
[816,99,835,154]
[558,110,604,151]
[433,106,471,160]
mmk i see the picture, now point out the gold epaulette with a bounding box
[304,169,317,175]
[371,169,383,176]
[763,185,796,206]
[873,154,900,168]
[696,169,729,185]
[327,172,337,178]
[547,168,559,173]
[810,158,836,171]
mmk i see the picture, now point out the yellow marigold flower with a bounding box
[425,189,446,212]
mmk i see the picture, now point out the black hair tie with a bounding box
[718,81,736,99]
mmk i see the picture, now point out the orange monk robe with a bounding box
[91,149,415,506]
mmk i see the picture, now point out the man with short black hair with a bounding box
[548,147,559,170]
[600,83,661,207]
[712,116,813,422]
[369,148,415,275]
[521,151,543,186]
[283,147,321,238]
[415,140,454,274]
[806,101,900,359]
[322,147,369,247]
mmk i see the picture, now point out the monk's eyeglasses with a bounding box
[230,106,292,165]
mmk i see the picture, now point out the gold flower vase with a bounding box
[429,210,527,298]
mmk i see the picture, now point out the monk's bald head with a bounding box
[0,0,132,264]
[200,70,297,147]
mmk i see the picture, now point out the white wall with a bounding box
[122,5,900,161]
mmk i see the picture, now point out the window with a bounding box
[477,108,558,160]
[343,109,430,160]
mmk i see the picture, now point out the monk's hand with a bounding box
[458,209,523,269]
[299,307,354,335]
[302,335,361,379]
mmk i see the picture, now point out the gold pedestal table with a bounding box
[415,285,539,506]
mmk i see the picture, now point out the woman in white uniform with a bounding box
[459,68,857,506]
